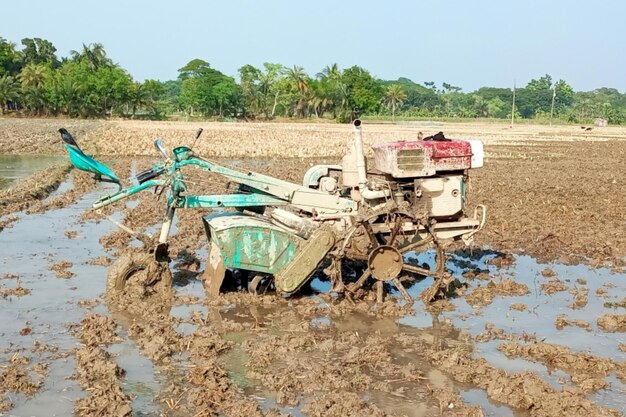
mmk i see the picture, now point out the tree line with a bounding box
[1,37,625,124]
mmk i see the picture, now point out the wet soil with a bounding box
[0,119,625,416]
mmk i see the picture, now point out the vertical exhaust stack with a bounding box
[352,119,368,190]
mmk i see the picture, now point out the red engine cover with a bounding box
[372,139,472,177]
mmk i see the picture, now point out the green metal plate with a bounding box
[202,213,301,275]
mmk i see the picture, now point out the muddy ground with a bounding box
[0,119,625,416]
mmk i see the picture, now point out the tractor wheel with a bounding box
[344,210,453,306]
[248,274,274,295]
[106,252,172,296]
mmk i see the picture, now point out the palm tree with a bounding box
[18,63,48,87]
[0,75,20,114]
[317,63,341,82]
[70,43,112,70]
[383,84,406,120]
[286,66,311,117]
[287,65,309,94]
[127,82,150,119]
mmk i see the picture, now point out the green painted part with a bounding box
[92,178,166,209]
[65,144,120,183]
[173,146,193,162]
[183,193,288,209]
[202,212,301,275]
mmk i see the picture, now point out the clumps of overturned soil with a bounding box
[597,314,626,333]
[0,355,43,395]
[603,297,626,309]
[498,341,617,393]
[128,316,184,364]
[0,275,31,299]
[541,278,568,295]
[302,392,403,417]
[71,313,130,417]
[72,314,122,346]
[569,287,589,309]
[555,314,592,332]
[73,347,131,417]
[0,353,45,413]
[474,322,536,343]
[48,260,74,279]
[0,164,71,219]
[403,336,621,417]
[64,230,78,239]
[86,256,111,266]
[465,278,528,306]
[0,214,18,233]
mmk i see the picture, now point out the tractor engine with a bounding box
[368,137,484,219]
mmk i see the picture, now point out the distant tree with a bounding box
[424,81,436,91]
[486,96,508,118]
[178,59,239,117]
[238,64,262,117]
[383,84,406,119]
[18,63,49,87]
[0,38,21,76]
[0,75,20,114]
[20,37,59,67]
[442,82,462,93]
[526,74,552,91]
[553,79,574,113]
[342,66,383,120]
[70,43,113,70]
[19,63,52,115]
[285,65,311,117]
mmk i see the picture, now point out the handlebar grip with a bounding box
[136,167,166,184]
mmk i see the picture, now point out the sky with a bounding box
[1,0,625,92]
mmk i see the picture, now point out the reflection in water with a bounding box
[0,154,64,189]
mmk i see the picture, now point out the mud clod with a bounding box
[48,260,74,279]
[302,391,400,417]
[555,314,592,332]
[597,314,626,333]
[541,278,568,295]
[74,314,123,346]
[466,278,528,306]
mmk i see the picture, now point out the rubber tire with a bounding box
[106,253,172,295]
[248,274,274,295]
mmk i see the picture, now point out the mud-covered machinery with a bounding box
[60,121,486,304]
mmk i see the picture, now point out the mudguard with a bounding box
[202,212,302,275]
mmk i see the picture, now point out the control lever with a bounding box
[190,128,204,150]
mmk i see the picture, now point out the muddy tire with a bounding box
[248,274,274,295]
[106,253,172,295]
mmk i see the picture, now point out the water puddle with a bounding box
[0,154,65,189]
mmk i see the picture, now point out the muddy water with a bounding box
[0,155,64,189]
[1,175,626,416]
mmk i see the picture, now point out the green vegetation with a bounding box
[1,36,625,124]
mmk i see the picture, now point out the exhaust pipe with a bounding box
[352,119,368,190]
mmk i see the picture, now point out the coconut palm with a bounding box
[286,65,309,94]
[0,75,20,114]
[317,63,341,81]
[18,63,48,87]
[383,84,407,120]
[70,43,113,70]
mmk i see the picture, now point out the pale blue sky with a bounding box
[2,0,624,91]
